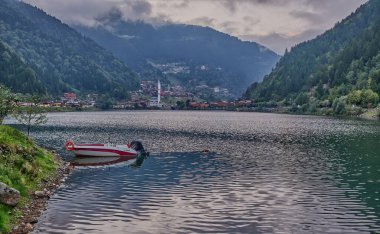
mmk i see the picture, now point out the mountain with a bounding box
[245,0,380,109]
[0,40,46,94]
[0,0,139,98]
[74,17,279,96]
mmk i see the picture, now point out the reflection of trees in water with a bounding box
[329,133,380,220]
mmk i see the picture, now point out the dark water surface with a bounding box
[16,111,380,233]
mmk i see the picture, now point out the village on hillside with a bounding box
[21,80,253,110]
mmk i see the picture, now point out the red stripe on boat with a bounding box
[74,154,137,159]
[74,147,137,156]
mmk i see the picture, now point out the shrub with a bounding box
[308,101,318,113]
[295,92,309,105]
[348,89,379,107]
[332,97,347,115]
[361,89,379,107]
[347,90,362,105]
[347,105,364,116]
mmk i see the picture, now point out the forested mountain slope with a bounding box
[0,0,139,98]
[246,0,380,110]
[0,40,46,94]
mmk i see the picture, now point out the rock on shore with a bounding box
[10,157,73,234]
[0,182,20,207]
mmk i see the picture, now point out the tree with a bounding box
[332,97,347,115]
[361,89,379,107]
[95,95,114,110]
[176,100,185,109]
[347,90,362,105]
[13,96,47,136]
[295,92,309,105]
[315,82,324,98]
[0,85,17,124]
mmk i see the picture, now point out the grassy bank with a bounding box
[0,126,58,233]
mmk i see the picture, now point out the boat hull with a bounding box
[66,141,140,158]
[73,148,137,157]
[71,156,137,167]
[70,144,138,157]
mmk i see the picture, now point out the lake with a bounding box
[15,111,380,233]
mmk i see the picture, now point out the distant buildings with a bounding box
[35,92,98,108]
[149,62,190,75]
[63,93,76,101]
[29,80,248,110]
[149,97,160,107]
[189,102,209,108]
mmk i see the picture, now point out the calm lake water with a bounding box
[12,111,380,233]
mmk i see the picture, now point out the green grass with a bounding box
[0,204,11,233]
[0,126,58,233]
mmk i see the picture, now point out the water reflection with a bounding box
[71,153,148,168]
[18,111,380,233]
[71,156,137,167]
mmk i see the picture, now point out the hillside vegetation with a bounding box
[246,0,380,115]
[0,41,46,94]
[0,0,139,98]
[0,126,58,233]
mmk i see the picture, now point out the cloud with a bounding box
[130,0,152,16]
[22,0,368,53]
[290,11,321,24]
[95,8,123,25]
[95,1,152,26]
[156,0,189,9]
[218,21,240,35]
[23,0,153,27]
[243,16,260,26]
[173,0,190,9]
[188,17,216,27]
[240,29,322,54]
[219,0,289,13]
[290,0,368,26]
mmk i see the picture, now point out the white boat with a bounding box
[65,140,140,158]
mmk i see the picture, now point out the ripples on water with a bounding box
[10,111,379,233]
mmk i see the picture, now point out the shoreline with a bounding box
[10,153,73,234]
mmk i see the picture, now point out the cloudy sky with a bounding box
[23,0,367,54]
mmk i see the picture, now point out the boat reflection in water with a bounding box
[71,152,148,168]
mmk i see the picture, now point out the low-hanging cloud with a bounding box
[290,11,321,24]
[23,0,154,27]
[188,17,216,28]
[23,0,368,54]
[240,29,322,54]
